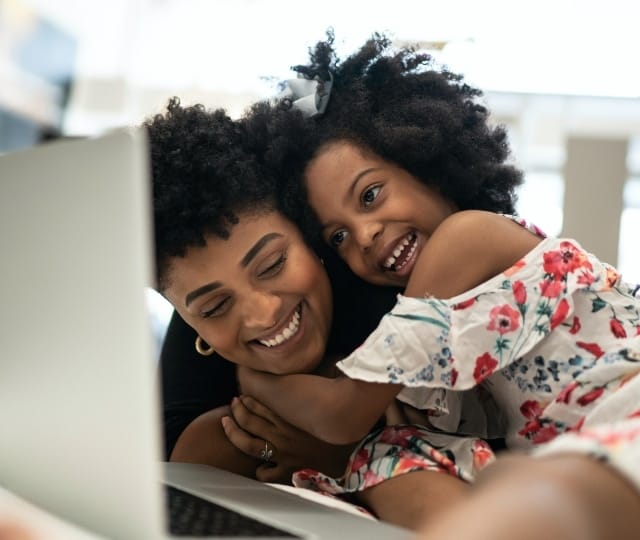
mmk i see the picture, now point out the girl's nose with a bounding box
[356,220,382,253]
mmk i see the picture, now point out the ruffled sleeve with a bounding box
[337,275,576,391]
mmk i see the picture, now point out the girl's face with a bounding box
[163,210,333,374]
[305,141,457,287]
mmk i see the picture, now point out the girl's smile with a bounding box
[305,141,457,287]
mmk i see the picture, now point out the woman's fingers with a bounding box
[221,415,276,461]
[238,395,279,425]
[256,463,293,484]
[230,396,275,438]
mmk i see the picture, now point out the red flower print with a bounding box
[567,416,585,432]
[577,271,595,286]
[393,456,433,475]
[512,280,527,305]
[361,469,385,488]
[518,419,541,437]
[576,341,605,358]
[450,368,459,387]
[550,298,570,329]
[605,267,620,289]
[618,371,639,388]
[487,304,521,334]
[453,298,476,310]
[543,241,592,279]
[539,278,563,298]
[628,409,640,419]
[532,424,559,444]
[578,424,640,446]
[473,352,499,383]
[426,447,459,477]
[504,259,526,277]
[293,469,314,482]
[636,325,640,336]
[555,380,579,404]
[520,400,543,419]
[610,318,627,338]
[379,426,420,445]
[576,387,604,406]
[569,316,581,335]
[471,440,495,470]
[350,448,371,472]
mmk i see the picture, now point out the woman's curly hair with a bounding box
[245,30,523,243]
[144,97,277,291]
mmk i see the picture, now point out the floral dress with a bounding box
[333,216,640,492]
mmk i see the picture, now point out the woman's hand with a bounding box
[222,395,355,484]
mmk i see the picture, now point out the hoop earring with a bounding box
[195,336,215,356]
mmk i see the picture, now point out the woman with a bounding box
[145,98,493,529]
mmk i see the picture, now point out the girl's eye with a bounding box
[329,229,347,248]
[361,185,381,207]
[258,252,287,278]
[201,297,231,319]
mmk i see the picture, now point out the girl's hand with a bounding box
[235,365,277,398]
[222,395,355,483]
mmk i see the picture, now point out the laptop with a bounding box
[0,130,409,539]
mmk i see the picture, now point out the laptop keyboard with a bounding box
[166,485,300,537]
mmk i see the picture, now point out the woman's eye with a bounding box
[330,229,347,248]
[258,253,287,278]
[201,297,230,319]
[361,185,381,207]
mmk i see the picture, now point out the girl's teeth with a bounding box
[384,234,414,269]
[259,309,301,347]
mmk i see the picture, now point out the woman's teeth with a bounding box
[384,233,417,270]
[259,308,301,347]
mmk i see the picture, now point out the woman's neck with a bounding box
[312,353,344,378]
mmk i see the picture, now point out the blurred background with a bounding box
[2,0,639,347]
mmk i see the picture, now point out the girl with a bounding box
[236,31,640,539]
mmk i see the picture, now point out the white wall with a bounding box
[11,0,640,288]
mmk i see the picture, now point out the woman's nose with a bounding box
[242,290,282,329]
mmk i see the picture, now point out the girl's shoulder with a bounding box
[429,211,545,253]
[407,211,544,299]
[499,214,548,239]
[434,210,546,239]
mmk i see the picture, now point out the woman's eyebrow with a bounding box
[185,281,222,307]
[240,232,283,268]
[184,232,284,307]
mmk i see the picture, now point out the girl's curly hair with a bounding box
[144,97,277,290]
[244,30,523,243]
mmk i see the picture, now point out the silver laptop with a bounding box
[0,130,409,539]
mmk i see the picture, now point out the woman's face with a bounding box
[163,210,333,374]
[305,141,456,287]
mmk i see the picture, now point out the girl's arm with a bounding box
[405,211,542,299]
[237,367,403,444]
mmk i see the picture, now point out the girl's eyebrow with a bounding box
[344,168,380,204]
[184,232,284,307]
